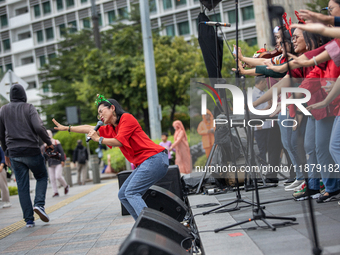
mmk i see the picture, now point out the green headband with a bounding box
[95,94,112,106]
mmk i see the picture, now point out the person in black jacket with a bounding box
[41,130,69,197]
[73,140,88,185]
[0,84,52,227]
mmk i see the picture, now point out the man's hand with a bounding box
[5,156,10,167]
[61,161,65,167]
[0,163,3,173]
[46,144,54,151]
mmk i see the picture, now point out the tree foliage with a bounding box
[306,0,329,12]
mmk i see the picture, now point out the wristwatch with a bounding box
[98,137,104,145]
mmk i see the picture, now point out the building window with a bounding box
[149,0,157,12]
[0,66,3,74]
[166,24,175,36]
[3,39,10,51]
[59,24,66,36]
[27,81,37,90]
[209,13,221,22]
[5,63,12,71]
[175,0,186,7]
[48,53,56,61]
[0,15,8,27]
[83,18,91,28]
[42,2,51,15]
[98,13,102,26]
[118,7,128,19]
[39,55,46,67]
[66,0,74,8]
[68,21,77,33]
[18,31,31,41]
[177,21,189,35]
[45,27,54,40]
[42,82,49,93]
[108,10,116,24]
[34,5,41,17]
[81,0,87,3]
[15,7,28,16]
[21,56,34,65]
[228,10,238,24]
[245,37,257,46]
[56,0,63,10]
[163,0,172,10]
[36,30,44,42]
[242,6,254,21]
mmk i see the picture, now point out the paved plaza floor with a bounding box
[1,176,339,255]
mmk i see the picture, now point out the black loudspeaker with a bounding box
[117,165,183,216]
[117,170,134,215]
[156,165,183,200]
[119,228,190,255]
[133,208,194,249]
[142,186,188,222]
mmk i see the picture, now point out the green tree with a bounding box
[39,30,96,128]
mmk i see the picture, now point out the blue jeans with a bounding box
[10,154,48,222]
[278,112,301,179]
[291,115,307,180]
[118,152,169,220]
[330,116,340,165]
[254,129,270,163]
[316,117,339,193]
[304,117,320,190]
[329,116,340,190]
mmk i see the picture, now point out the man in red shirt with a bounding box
[53,95,169,220]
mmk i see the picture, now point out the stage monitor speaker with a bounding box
[117,165,183,216]
[119,228,190,255]
[133,208,194,249]
[142,186,188,222]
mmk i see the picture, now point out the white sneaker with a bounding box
[2,202,11,208]
[293,181,305,192]
[285,180,304,191]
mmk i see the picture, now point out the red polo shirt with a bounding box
[98,113,164,166]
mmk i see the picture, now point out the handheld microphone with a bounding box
[86,121,103,142]
[202,21,231,27]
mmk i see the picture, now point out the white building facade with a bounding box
[0,0,313,108]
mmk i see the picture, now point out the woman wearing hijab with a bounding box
[42,130,69,197]
[197,110,215,158]
[170,120,192,174]
[52,95,169,220]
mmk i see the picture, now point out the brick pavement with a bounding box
[0,179,133,255]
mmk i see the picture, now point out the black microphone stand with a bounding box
[199,0,259,215]
[265,1,322,254]
[210,0,296,231]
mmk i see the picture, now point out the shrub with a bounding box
[194,154,207,168]
[8,186,18,196]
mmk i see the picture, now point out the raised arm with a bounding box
[53,118,94,134]
[253,74,291,107]
[298,9,334,26]
[291,23,340,38]
[307,76,340,110]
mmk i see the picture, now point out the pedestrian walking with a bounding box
[0,84,51,227]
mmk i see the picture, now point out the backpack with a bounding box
[77,147,87,164]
